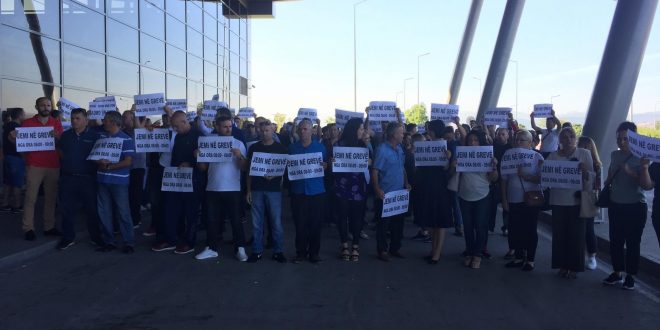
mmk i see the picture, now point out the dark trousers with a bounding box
[162,191,200,247]
[128,168,145,226]
[59,175,102,243]
[374,198,404,253]
[147,166,164,231]
[206,191,245,251]
[652,212,660,248]
[551,205,585,272]
[460,196,490,257]
[337,197,365,245]
[291,193,324,258]
[608,202,647,275]
[583,217,598,254]
[508,203,540,261]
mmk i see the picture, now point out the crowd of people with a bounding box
[1,97,659,292]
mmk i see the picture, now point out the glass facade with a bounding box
[0,0,250,114]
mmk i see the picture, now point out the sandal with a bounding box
[350,245,359,262]
[340,245,350,261]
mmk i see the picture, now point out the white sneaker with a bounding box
[236,247,248,262]
[586,255,597,270]
[195,247,218,260]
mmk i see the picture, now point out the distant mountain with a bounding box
[558,111,658,127]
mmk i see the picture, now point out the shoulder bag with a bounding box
[595,154,633,208]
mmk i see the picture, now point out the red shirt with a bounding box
[21,115,64,168]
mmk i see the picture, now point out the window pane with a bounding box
[148,0,163,9]
[61,88,105,112]
[140,33,165,70]
[240,57,247,77]
[218,25,226,49]
[0,0,60,38]
[186,2,202,32]
[229,31,239,54]
[187,27,203,58]
[0,25,61,85]
[230,51,239,74]
[204,37,217,64]
[187,80,202,106]
[63,0,105,53]
[62,44,105,91]
[204,61,218,87]
[229,17,239,35]
[141,67,165,94]
[107,0,138,27]
[229,72,239,93]
[240,37,247,58]
[229,92,239,109]
[107,19,139,62]
[166,14,185,48]
[166,74,186,99]
[204,12,217,41]
[187,54,203,81]
[1,79,60,116]
[204,85,219,102]
[140,0,164,40]
[166,44,186,76]
[72,0,105,11]
[165,0,184,21]
[204,2,217,19]
[108,57,138,96]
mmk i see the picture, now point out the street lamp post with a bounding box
[550,94,560,104]
[472,76,482,97]
[417,52,430,106]
[403,77,414,111]
[510,59,518,119]
[395,91,403,106]
[353,0,368,112]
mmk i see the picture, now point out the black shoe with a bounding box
[292,255,305,264]
[505,260,524,268]
[390,251,405,259]
[309,255,322,264]
[272,253,287,263]
[24,230,36,241]
[521,263,534,271]
[0,205,12,212]
[482,251,492,260]
[411,232,429,241]
[122,246,135,254]
[603,273,623,286]
[247,253,262,263]
[95,244,116,252]
[622,275,635,290]
[56,239,75,250]
[44,228,62,236]
[10,207,22,214]
[427,258,439,265]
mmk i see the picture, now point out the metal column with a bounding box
[476,0,525,121]
[447,0,483,105]
[582,0,658,161]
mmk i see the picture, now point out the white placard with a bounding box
[416,125,426,134]
[335,109,364,129]
[197,136,234,163]
[58,97,80,118]
[484,107,512,126]
[238,107,255,119]
[297,108,318,121]
[332,147,369,173]
[500,148,539,175]
[369,120,384,133]
[430,103,459,123]
[368,101,398,122]
[166,99,188,112]
[161,167,193,192]
[15,127,56,152]
[627,130,660,162]
[249,152,288,177]
[414,140,448,167]
[381,189,410,218]
[134,93,165,116]
[541,160,582,190]
[455,146,494,173]
[186,111,198,122]
[533,104,553,118]
[287,152,324,181]
[134,128,170,153]
[87,137,124,163]
[202,100,228,121]
[89,96,117,120]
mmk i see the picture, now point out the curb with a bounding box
[0,239,59,270]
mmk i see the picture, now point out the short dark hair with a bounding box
[427,119,445,138]
[215,115,233,126]
[103,111,122,126]
[385,122,402,140]
[617,121,637,133]
[35,96,50,105]
[71,108,87,117]
[8,107,24,120]
[405,123,417,133]
[217,107,232,118]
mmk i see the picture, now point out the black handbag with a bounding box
[596,154,632,208]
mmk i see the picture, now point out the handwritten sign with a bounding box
[89,96,117,120]
[238,107,255,119]
[186,111,198,122]
[382,190,410,218]
[484,107,512,127]
[297,108,318,122]
[249,152,288,177]
[134,93,165,116]
[87,137,124,163]
[335,109,364,129]
[202,100,228,121]
[15,127,55,152]
[500,148,539,175]
[197,136,234,163]
[166,99,188,112]
[456,146,494,173]
[414,140,448,167]
[332,147,369,173]
[369,120,384,133]
[161,167,193,192]
[58,97,80,118]
[533,104,553,118]
[368,101,397,122]
[430,103,459,123]
[287,152,324,181]
[541,160,582,190]
[134,128,170,153]
[627,130,660,162]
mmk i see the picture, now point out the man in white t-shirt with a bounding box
[530,109,561,158]
[195,115,248,261]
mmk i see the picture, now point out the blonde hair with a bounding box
[578,136,602,170]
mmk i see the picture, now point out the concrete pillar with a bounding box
[447,0,483,105]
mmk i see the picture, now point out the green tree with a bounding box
[324,116,335,125]
[404,104,429,125]
[573,123,583,137]
[273,112,287,128]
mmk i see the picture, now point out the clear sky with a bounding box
[250,0,660,127]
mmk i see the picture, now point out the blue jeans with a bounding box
[251,191,284,254]
[98,183,134,246]
[459,196,490,257]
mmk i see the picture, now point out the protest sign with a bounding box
[87,137,124,163]
[134,93,165,116]
[414,140,448,167]
[89,96,117,120]
[417,125,426,134]
[381,190,410,218]
[166,99,188,112]
[430,103,459,123]
[500,148,539,175]
[161,167,193,192]
[197,136,234,163]
[202,100,228,121]
[455,146,494,173]
[15,127,55,152]
[368,101,398,122]
[541,160,582,190]
[627,130,660,162]
[58,97,80,118]
[533,104,553,118]
[134,128,170,153]
[212,94,220,101]
[484,107,512,126]
[238,107,255,119]
[249,152,288,177]
[369,120,384,133]
[332,147,369,173]
[186,111,198,122]
[335,109,364,129]
[287,152,324,181]
[296,108,318,122]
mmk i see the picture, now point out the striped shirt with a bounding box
[96,130,135,185]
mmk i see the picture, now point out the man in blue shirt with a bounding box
[289,118,327,264]
[95,111,135,254]
[372,122,410,261]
